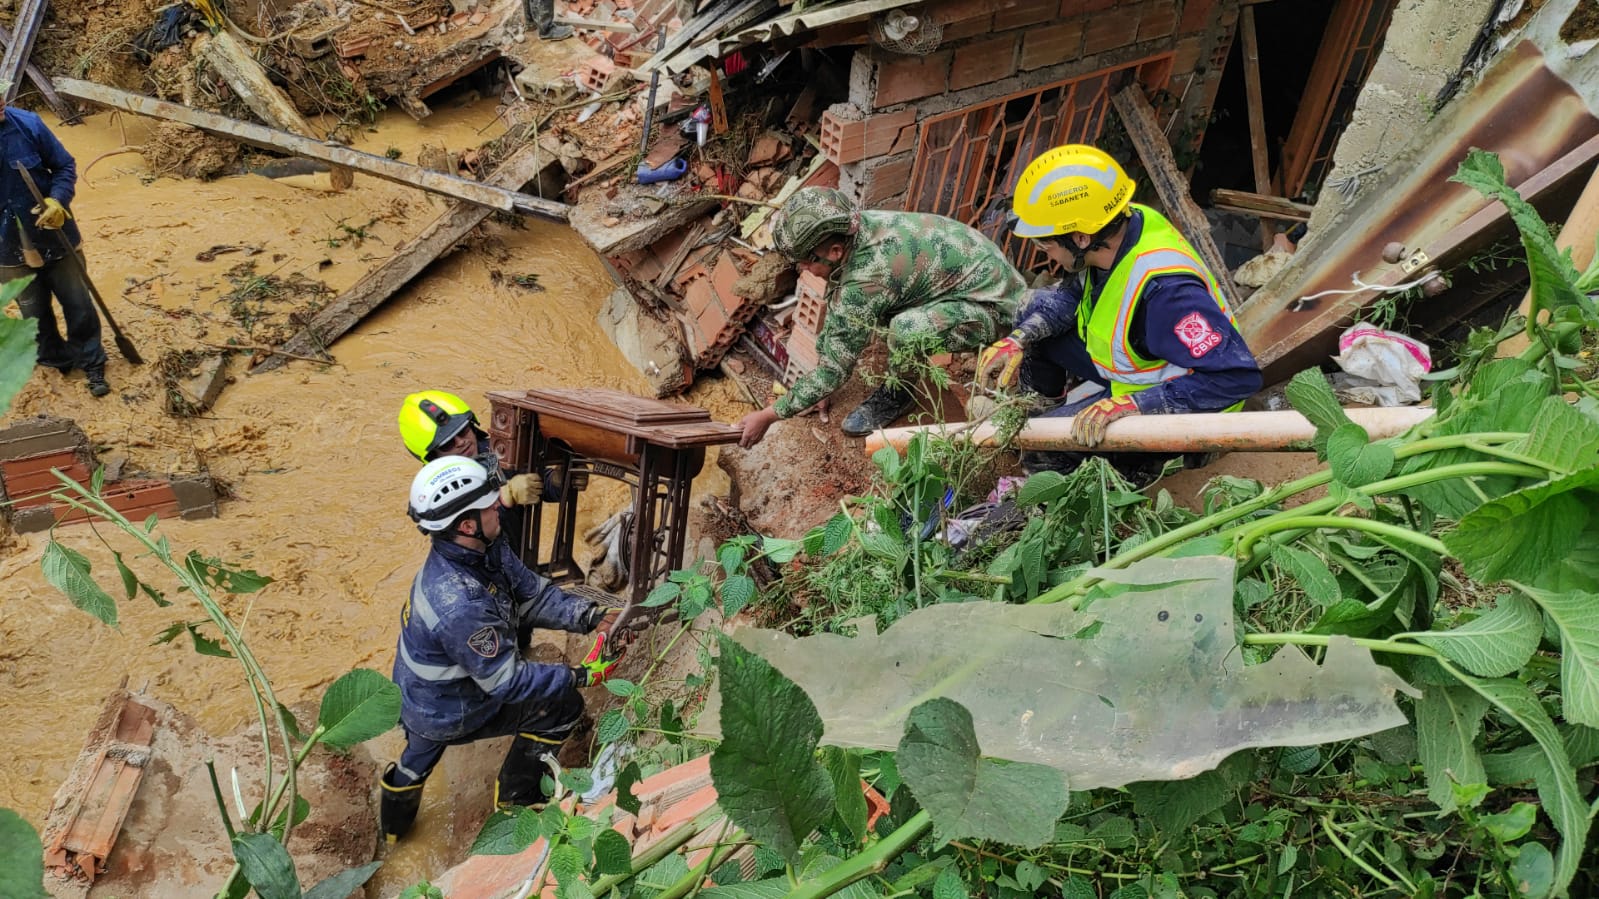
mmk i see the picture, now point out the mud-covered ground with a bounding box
[0,95,737,896]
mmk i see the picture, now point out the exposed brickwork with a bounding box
[1020,19,1085,70]
[933,0,997,25]
[1082,5,1142,55]
[940,15,996,42]
[820,106,918,165]
[949,33,1019,92]
[992,0,1058,30]
[793,271,828,334]
[1138,0,1178,42]
[1061,0,1118,13]
[859,153,916,206]
[1178,0,1216,33]
[873,50,951,107]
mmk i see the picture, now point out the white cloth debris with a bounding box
[1332,323,1432,406]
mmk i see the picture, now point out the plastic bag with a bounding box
[1331,323,1432,406]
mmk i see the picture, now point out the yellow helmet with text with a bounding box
[398,390,481,462]
[1010,145,1135,239]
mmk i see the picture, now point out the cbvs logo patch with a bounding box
[1174,312,1222,358]
[467,626,500,658]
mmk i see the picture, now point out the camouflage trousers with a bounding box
[884,299,1004,369]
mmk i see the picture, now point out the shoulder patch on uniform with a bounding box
[467,626,500,658]
[1174,311,1222,358]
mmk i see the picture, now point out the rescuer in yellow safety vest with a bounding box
[976,145,1262,484]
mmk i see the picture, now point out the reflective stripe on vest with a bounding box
[1077,205,1237,396]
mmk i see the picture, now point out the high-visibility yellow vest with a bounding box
[1076,204,1240,401]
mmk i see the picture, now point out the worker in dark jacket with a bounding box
[382,455,622,841]
[0,85,109,396]
[977,144,1260,482]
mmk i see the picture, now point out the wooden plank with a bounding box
[196,31,354,190]
[0,0,48,103]
[0,23,78,122]
[1111,85,1242,309]
[53,79,570,222]
[253,140,562,372]
[1210,188,1313,221]
[556,14,639,32]
[1239,5,1272,248]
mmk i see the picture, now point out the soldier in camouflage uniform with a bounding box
[736,187,1026,447]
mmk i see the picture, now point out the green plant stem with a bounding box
[652,821,744,899]
[1234,515,1449,560]
[1034,453,1542,605]
[1243,633,1441,658]
[931,569,1012,585]
[947,840,1143,881]
[1319,814,1397,889]
[784,810,932,899]
[589,811,720,895]
[205,759,237,840]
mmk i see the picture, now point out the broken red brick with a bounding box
[746,132,792,167]
[820,106,918,165]
[949,33,1019,92]
[802,160,841,191]
[578,56,616,93]
[860,154,915,206]
[793,271,828,334]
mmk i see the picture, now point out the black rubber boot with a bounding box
[539,23,574,40]
[840,385,915,437]
[494,733,560,809]
[379,763,425,842]
[85,365,110,398]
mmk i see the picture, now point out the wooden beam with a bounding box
[0,23,78,122]
[1111,84,1242,309]
[195,31,354,190]
[1239,4,1273,249]
[1210,188,1313,222]
[556,14,638,32]
[53,78,570,222]
[253,140,564,372]
[0,0,48,104]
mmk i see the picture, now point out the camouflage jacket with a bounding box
[775,211,1025,417]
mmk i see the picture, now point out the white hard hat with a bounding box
[408,455,498,532]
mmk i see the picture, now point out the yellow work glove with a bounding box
[976,330,1026,389]
[35,198,70,230]
[498,472,543,507]
[1070,395,1140,448]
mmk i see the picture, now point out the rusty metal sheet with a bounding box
[1239,39,1599,382]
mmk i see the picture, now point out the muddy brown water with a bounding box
[1,98,735,894]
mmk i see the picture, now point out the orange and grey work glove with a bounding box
[499,472,543,507]
[34,198,70,230]
[976,330,1027,390]
[1071,394,1140,448]
[573,632,619,687]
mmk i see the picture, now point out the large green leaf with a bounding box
[184,551,274,594]
[1515,585,1599,727]
[1327,424,1394,487]
[697,881,790,899]
[1126,752,1254,832]
[1404,593,1543,677]
[1452,149,1593,321]
[232,832,302,899]
[1270,544,1340,606]
[821,746,868,844]
[1443,468,1599,586]
[1511,843,1556,899]
[0,807,48,899]
[593,827,632,876]
[1414,686,1489,812]
[304,862,383,899]
[470,808,531,855]
[315,669,402,749]
[709,635,833,863]
[1441,663,1588,897]
[0,301,38,418]
[1505,396,1599,475]
[720,574,757,618]
[1283,369,1351,458]
[43,541,118,628]
[897,698,1068,848]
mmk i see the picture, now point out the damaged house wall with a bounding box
[829,0,1241,214]
[1238,0,1599,380]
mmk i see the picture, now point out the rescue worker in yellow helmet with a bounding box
[977,145,1261,483]
[397,390,570,555]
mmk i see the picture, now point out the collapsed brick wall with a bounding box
[820,0,1240,209]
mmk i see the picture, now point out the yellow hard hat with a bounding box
[1010,145,1135,239]
[398,390,481,461]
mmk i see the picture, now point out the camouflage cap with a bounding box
[771,187,860,260]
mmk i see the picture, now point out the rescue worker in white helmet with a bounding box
[397,390,576,559]
[380,455,625,841]
[976,144,1261,484]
